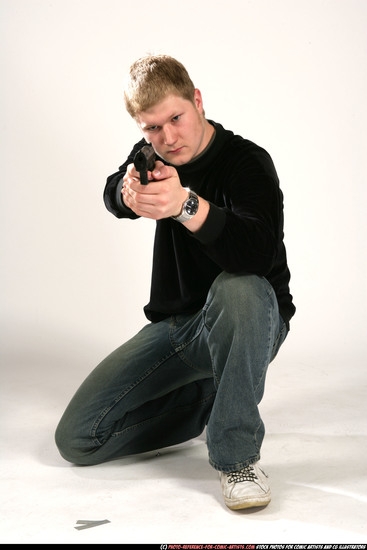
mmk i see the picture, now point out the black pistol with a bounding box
[133,145,156,185]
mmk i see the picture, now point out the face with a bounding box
[136,90,213,165]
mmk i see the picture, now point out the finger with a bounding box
[123,181,154,207]
[126,162,140,178]
[123,189,156,217]
[121,184,134,207]
[128,179,163,195]
[146,160,164,182]
[152,164,175,181]
[124,177,142,193]
[123,173,139,186]
[153,160,165,171]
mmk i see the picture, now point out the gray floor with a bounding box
[1,340,366,545]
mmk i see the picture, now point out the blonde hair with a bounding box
[124,55,196,118]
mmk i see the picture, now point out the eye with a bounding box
[147,125,158,132]
[172,115,181,122]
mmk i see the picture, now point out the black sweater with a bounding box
[104,121,295,327]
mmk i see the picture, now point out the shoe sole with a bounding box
[224,492,271,511]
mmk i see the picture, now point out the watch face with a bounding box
[185,195,199,216]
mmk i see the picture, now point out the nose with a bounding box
[162,125,177,146]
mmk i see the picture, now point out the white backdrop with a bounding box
[1,0,366,377]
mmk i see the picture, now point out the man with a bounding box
[55,55,295,511]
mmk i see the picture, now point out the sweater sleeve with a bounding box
[191,167,283,277]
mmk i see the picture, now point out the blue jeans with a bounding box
[55,273,287,472]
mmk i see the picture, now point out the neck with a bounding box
[185,120,216,165]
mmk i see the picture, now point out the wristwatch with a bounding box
[172,188,199,223]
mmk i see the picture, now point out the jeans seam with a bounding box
[90,349,178,442]
[169,314,203,349]
[253,292,275,399]
[272,319,287,357]
[169,314,211,374]
[254,417,264,453]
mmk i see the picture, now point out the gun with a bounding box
[133,145,156,185]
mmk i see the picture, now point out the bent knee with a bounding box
[55,419,96,466]
[208,272,275,309]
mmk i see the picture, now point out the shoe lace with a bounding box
[227,465,257,484]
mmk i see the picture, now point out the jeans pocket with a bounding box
[169,311,204,349]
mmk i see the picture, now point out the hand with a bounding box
[122,161,188,220]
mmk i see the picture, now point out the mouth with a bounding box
[167,146,184,155]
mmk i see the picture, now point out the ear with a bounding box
[193,89,204,114]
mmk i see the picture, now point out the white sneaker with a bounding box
[219,462,271,510]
